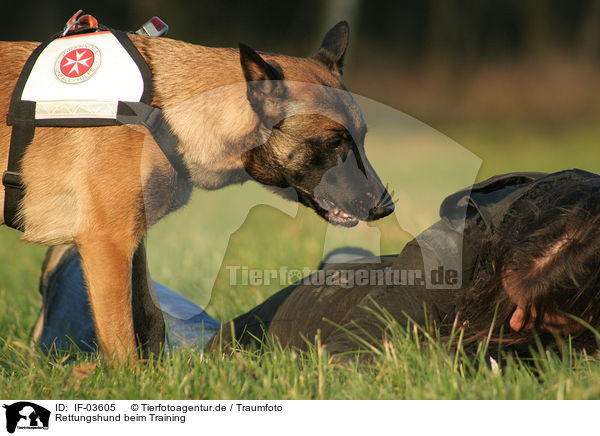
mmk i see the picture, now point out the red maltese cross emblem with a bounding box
[54,44,101,84]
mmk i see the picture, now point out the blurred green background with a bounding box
[1,0,599,325]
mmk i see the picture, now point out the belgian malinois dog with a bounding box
[0,21,394,362]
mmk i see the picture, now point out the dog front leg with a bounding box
[77,236,137,363]
[131,239,165,358]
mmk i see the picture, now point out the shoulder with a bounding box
[440,169,600,232]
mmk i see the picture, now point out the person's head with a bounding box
[460,176,600,352]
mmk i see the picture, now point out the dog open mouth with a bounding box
[315,196,359,227]
[283,187,361,227]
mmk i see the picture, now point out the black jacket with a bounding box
[208,169,600,355]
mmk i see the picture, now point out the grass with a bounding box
[1,119,600,399]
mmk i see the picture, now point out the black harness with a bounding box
[4,27,189,231]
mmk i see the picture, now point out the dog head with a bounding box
[239,22,394,227]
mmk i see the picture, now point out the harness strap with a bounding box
[117,102,190,181]
[4,38,52,229]
[3,101,189,231]
[3,102,35,230]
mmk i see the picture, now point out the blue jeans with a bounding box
[36,247,221,354]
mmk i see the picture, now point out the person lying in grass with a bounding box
[32,169,600,362]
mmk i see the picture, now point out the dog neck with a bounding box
[132,35,267,189]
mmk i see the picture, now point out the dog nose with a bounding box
[367,200,395,221]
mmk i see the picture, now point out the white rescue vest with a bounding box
[21,31,147,121]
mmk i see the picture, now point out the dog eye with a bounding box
[325,138,343,149]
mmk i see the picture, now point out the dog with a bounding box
[0,21,394,362]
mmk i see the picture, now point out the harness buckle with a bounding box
[2,171,23,189]
[136,17,168,37]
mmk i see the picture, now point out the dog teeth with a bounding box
[331,208,351,219]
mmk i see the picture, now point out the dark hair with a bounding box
[458,177,600,354]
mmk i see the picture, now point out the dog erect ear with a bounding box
[239,42,282,82]
[313,21,349,73]
[239,42,286,125]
